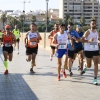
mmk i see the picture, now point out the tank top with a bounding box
[57,31,68,49]
[27,31,38,48]
[50,30,59,44]
[84,29,98,51]
[3,32,13,47]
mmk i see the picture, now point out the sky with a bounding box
[0,0,59,12]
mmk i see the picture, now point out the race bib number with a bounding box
[30,42,36,45]
[58,45,66,49]
[90,42,98,50]
[5,43,11,47]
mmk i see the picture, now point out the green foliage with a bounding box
[68,16,73,23]
[30,15,36,23]
[0,13,7,27]
[80,17,85,26]
[82,26,90,32]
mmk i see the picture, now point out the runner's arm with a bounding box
[24,33,28,45]
[67,33,74,46]
[51,34,58,47]
[48,31,53,39]
[81,30,93,43]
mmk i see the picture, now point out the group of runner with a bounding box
[0,20,99,85]
[49,20,100,85]
[0,23,42,76]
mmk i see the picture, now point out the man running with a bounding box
[66,22,80,77]
[74,24,84,73]
[52,24,73,81]
[24,23,42,73]
[12,25,21,54]
[48,23,59,61]
[81,20,99,85]
[2,25,16,74]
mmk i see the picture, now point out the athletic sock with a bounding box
[4,61,8,70]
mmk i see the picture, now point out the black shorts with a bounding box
[16,38,20,43]
[50,45,55,49]
[26,46,38,55]
[74,47,83,53]
[68,50,75,59]
[84,50,99,58]
[2,46,13,54]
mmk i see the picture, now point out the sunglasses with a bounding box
[6,28,10,30]
[68,26,72,28]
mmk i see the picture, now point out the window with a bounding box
[94,10,98,12]
[84,3,92,5]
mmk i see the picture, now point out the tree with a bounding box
[0,13,7,27]
[19,15,25,31]
[83,26,90,32]
[80,17,85,26]
[57,19,63,24]
[37,26,42,32]
[64,13,70,25]
[30,15,36,23]
[91,17,96,21]
[68,16,73,23]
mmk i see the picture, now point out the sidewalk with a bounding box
[0,42,100,100]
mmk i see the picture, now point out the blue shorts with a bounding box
[55,49,68,58]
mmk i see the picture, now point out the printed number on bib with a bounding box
[30,42,36,45]
[58,45,66,49]
[90,42,98,50]
[5,43,11,47]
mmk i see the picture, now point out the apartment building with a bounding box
[59,0,100,27]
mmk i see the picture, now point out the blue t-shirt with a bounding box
[75,32,84,49]
[66,30,80,51]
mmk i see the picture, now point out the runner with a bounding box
[48,23,59,61]
[12,25,21,54]
[66,22,80,77]
[52,24,73,81]
[2,25,16,75]
[0,30,3,46]
[81,20,99,85]
[74,24,84,73]
[24,23,42,73]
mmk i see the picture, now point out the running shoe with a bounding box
[57,75,60,81]
[80,63,87,75]
[17,51,19,54]
[93,79,98,85]
[50,56,52,61]
[30,68,35,73]
[77,66,81,71]
[69,72,73,77]
[26,58,28,62]
[4,70,8,75]
[62,70,67,78]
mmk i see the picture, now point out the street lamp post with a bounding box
[46,0,49,32]
[22,10,25,33]
[44,0,49,48]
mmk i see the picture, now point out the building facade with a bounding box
[59,0,100,27]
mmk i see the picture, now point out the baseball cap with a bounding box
[5,25,11,29]
[76,24,82,28]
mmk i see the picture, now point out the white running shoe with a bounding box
[50,56,53,61]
